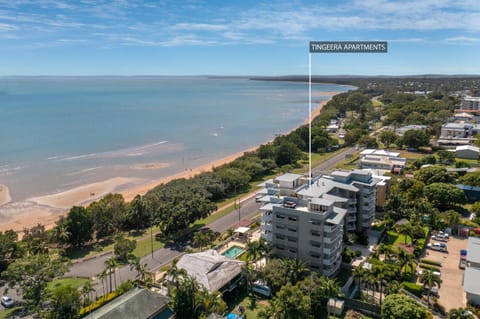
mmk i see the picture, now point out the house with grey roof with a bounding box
[83,288,174,319]
[176,250,244,293]
[455,145,480,160]
[463,237,480,306]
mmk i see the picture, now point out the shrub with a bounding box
[419,264,441,272]
[420,259,442,267]
[80,291,120,316]
[401,282,423,297]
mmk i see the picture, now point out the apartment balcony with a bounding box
[324,225,339,233]
[261,213,273,223]
[323,243,342,255]
[261,231,272,242]
[346,214,356,222]
[324,233,342,245]
[346,222,356,231]
[261,222,272,232]
[323,263,340,277]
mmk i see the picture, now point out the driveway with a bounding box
[421,235,468,311]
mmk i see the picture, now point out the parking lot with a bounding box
[421,235,468,312]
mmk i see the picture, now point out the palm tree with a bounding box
[97,269,107,299]
[396,248,418,277]
[195,289,227,316]
[419,269,442,305]
[241,261,257,293]
[385,280,401,295]
[352,266,366,293]
[129,257,150,284]
[81,280,95,307]
[165,258,186,294]
[104,257,118,293]
[53,221,71,246]
[280,258,307,285]
[193,232,207,250]
[245,241,261,262]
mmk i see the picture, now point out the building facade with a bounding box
[259,170,380,276]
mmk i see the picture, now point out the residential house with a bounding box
[459,97,480,111]
[395,125,427,136]
[176,250,244,293]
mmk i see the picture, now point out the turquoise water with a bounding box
[222,245,245,259]
[0,77,351,201]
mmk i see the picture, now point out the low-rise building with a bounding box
[455,145,480,160]
[463,237,480,306]
[396,125,428,136]
[359,149,406,174]
[459,97,480,111]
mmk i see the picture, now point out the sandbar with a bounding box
[0,184,11,206]
[30,177,139,209]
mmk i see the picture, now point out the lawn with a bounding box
[47,277,89,293]
[225,293,269,319]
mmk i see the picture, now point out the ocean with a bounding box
[0,76,351,202]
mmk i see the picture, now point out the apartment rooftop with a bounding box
[360,149,400,157]
[274,173,303,183]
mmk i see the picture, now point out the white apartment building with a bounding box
[459,97,480,111]
[259,170,380,276]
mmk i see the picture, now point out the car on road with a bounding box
[1,295,14,308]
[427,242,448,252]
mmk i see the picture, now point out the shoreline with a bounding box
[0,92,339,233]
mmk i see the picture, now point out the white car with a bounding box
[427,242,448,252]
[432,234,448,242]
[1,296,14,308]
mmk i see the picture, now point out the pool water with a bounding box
[221,245,245,259]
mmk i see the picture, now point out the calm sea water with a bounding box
[0,77,351,201]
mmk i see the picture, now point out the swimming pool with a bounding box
[221,245,245,259]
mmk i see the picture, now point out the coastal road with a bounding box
[66,146,355,295]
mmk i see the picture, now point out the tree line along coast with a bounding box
[1,75,480,318]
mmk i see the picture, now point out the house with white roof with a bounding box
[359,149,406,174]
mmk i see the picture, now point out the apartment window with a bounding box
[276,245,285,251]
[276,214,285,219]
[287,237,297,243]
[310,241,321,248]
[275,234,285,240]
[287,227,297,232]
[289,249,297,254]
[310,253,321,259]
[276,224,285,230]
[288,216,297,222]
[311,231,321,237]
[310,219,322,226]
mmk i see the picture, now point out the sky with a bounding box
[0,0,480,76]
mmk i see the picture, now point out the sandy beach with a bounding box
[0,91,339,234]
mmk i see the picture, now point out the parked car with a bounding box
[255,193,263,202]
[459,259,468,269]
[460,249,468,260]
[1,296,14,308]
[427,242,448,252]
[432,234,448,242]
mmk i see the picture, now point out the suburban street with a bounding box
[65,146,356,297]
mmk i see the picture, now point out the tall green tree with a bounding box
[269,282,312,319]
[113,235,136,263]
[400,129,430,149]
[63,206,93,248]
[4,253,68,308]
[381,294,432,319]
[0,230,19,274]
[423,183,466,209]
